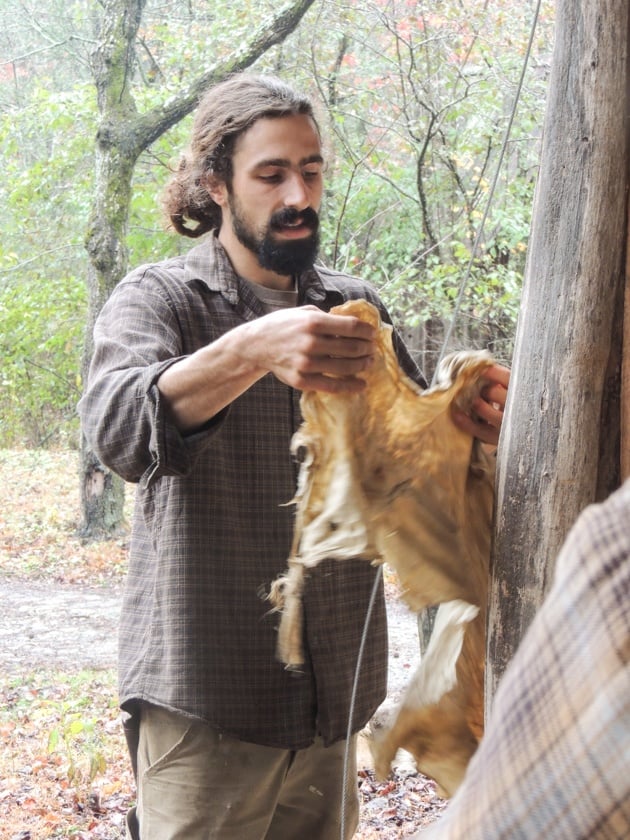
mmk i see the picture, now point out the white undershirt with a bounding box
[241,277,298,312]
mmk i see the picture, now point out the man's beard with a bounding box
[229,196,320,276]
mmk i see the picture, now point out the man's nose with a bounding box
[282,173,310,209]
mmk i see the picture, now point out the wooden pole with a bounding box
[487,0,629,706]
[622,198,630,481]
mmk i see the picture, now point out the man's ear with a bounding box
[204,173,228,208]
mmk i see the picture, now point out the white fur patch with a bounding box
[403,600,479,709]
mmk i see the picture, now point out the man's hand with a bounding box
[158,305,377,432]
[246,305,377,394]
[452,364,510,448]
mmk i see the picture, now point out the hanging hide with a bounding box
[269,299,495,798]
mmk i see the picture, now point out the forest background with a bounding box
[0,0,554,452]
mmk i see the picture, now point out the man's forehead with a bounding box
[233,114,323,165]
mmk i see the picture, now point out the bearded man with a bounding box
[79,73,508,840]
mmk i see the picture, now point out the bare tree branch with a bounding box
[129,0,318,154]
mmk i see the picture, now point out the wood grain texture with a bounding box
[488,0,629,703]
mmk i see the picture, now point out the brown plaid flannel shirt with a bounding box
[79,235,424,749]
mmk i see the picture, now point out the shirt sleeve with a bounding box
[416,480,630,840]
[360,286,428,388]
[78,269,226,485]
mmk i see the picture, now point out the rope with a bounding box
[340,563,383,839]
[433,0,544,382]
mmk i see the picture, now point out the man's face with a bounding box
[212,114,325,282]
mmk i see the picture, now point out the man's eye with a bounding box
[260,173,283,183]
[303,169,321,180]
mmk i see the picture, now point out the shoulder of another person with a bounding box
[553,479,630,593]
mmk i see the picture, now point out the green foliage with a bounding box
[47,707,107,792]
[0,267,86,448]
[2,669,117,807]
[0,82,94,447]
[127,119,194,265]
[0,0,555,446]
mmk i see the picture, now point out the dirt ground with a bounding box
[0,578,121,673]
[0,449,446,838]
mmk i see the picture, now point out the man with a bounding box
[79,73,508,840]
[416,480,630,839]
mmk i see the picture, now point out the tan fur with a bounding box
[269,299,495,796]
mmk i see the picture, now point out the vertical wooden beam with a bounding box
[487,0,629,706]
[618,0,630,484]
[622,200,630,481]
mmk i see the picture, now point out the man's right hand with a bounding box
[157,305,377,433]
[246,305,376,394]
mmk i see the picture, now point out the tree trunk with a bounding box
[79,0,316,538]
[78,0,143,538]
[487,0,629,704]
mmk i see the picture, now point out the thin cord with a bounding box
[433,0,544,382]
[340,564,383,840]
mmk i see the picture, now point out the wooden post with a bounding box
[622,198,630,481]
[487,0,629,705]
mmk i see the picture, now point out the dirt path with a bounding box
[0,577,122,674]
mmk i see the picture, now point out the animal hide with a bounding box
[269,298,495,797]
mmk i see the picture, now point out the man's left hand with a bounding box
[452,364,510,449]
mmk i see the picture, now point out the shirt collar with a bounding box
[183,234,347,307]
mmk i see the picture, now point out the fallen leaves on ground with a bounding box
[0,670,134,840]
[0,449,132,587]
[358,769,447,837]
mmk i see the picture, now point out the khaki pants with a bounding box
[130,703,359,840]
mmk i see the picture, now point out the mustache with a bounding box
[270,206,319,231]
